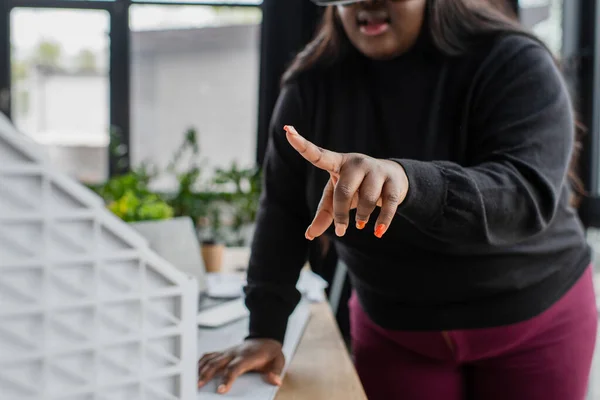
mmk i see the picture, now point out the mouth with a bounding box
[356,10,391,37]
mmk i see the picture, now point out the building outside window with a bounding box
[10,8,111,184]
[129,5,261,191]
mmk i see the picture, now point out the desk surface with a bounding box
[221,248,367,400]
[275,302,367,400]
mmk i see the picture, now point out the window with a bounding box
[131,0,261,4]
[11,0,115,2]
[129,4,262,190]
[10,7,110,184]
[521,0,563,55]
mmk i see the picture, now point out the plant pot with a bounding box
[201,242,225,273]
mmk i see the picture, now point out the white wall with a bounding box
[43,75,108,138]
[14,72,108,142]
[13,72,109,183]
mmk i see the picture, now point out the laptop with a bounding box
[129,217,208,294]
[129,217,246,320]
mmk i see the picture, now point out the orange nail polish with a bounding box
[356,220,366,230]
[375,224,387,238]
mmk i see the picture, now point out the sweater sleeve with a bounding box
[243,82,312,343]
[393,39,575,246]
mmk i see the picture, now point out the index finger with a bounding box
[284,125,344,174]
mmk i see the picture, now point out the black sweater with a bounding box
[244,29,591,343]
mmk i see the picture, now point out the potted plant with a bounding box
[198,204,226,272]
[211,162,261,247]
[164,127,207,224]
[88,155,173,223]
[162,127,228,270]
[91,126,262,272]
[107,190,174,222]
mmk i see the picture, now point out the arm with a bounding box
[394,39,574,246]
[244,82,312,343]
[196,86,308,391]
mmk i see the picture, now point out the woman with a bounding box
[198,0,597,398]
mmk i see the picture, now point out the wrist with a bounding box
[389,158,446,226]
[246,337,283,345]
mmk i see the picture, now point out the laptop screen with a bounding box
[129,217,208,294]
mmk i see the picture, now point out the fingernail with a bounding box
[305,226,314,241]
[284,125,296,134]
[217,384,226,393]
[375,224,387,238]
[197,381,204,388]
[335,223,347,237]
[356,220,366,230]
[275,376,282,386]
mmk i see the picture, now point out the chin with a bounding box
[357,43,402,60]
[346,31,402,60]
[362,50,399,60]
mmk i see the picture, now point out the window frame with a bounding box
[560,0,600,227]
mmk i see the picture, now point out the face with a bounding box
[336,0,427,60]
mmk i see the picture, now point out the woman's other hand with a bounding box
[284,125,409,240]
[197,339,285,394]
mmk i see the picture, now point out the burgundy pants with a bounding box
[349,267,598,400]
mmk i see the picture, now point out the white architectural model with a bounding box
[0,114,198,400]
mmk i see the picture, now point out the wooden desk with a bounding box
[221,248,367,400]
[276,302,367,400]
